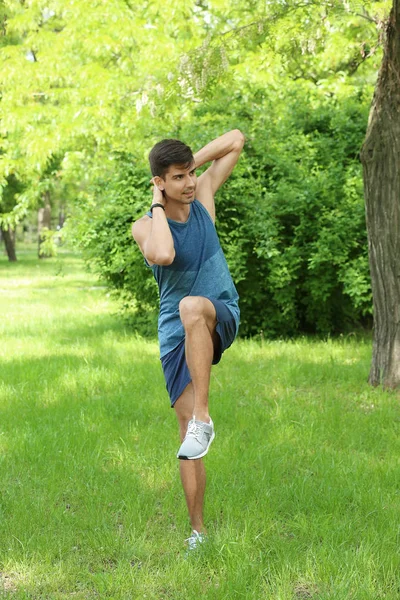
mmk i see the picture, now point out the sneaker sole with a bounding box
[177,431,215,460]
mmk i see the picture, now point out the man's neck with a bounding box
[164,199,192,223]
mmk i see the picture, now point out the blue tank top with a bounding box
[147,200,240,357]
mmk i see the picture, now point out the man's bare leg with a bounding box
[174,383,206,532]
[179,296,217,423]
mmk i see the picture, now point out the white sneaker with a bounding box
[177,417,215,460]
[185,530,206,553]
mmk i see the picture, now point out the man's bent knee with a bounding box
[179,296,215,330]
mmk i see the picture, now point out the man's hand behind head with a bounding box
[150,177,166,208]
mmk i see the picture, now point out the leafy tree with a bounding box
[0,0,206,240]
[2,0,396,361]
[68,1,385,337]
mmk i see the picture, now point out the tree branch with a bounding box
[354,12,379,24]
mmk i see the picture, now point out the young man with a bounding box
[132,129,244,547]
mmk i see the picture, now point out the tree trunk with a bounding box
[360,0,400,388]
[1,226,17,261]
[58,205,65,229]
[38,193,52,258]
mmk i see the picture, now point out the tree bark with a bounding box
[38,193,52,258]
[1,226,17,261]
[58,205,65,229]
[360,0,400,388]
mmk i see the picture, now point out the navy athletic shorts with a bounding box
[160,298,239,407]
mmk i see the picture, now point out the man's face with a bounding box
[158,163,197,204]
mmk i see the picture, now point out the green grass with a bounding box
[1,247,400,599]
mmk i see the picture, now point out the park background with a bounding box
[1,1,400,598]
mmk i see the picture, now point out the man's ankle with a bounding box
[193,412,210,424]
[191,524,206,534]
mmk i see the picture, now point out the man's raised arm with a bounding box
[131,183,175,266]
[194,129,245,221]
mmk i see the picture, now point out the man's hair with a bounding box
[149,139,194,179]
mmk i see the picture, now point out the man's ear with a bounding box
[153,175,165,191]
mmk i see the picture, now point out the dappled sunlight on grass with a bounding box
[1,250,400,599]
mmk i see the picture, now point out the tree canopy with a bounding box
[0,0,393,336]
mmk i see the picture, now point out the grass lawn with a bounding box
[0,246,399,599]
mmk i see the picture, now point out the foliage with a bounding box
[195,83,373,336]
[0,0,206,226]
[1,0,392,333]
[234,83,373,336]
[0,0,390,222]
[38,226,64,257]
[71,77,372,336]
[69,152,159,332]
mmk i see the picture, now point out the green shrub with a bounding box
[71,87,372,338]
[70,154,158,327]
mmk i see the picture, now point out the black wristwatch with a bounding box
[150,203,165,213]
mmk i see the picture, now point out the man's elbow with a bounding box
[157,253,175,266]
[147,250,175,266]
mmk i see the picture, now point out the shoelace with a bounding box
[186,420,201,441]
[185,530,204,549]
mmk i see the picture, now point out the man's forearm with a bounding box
[145,209,175,265]
[194,129,245,169]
